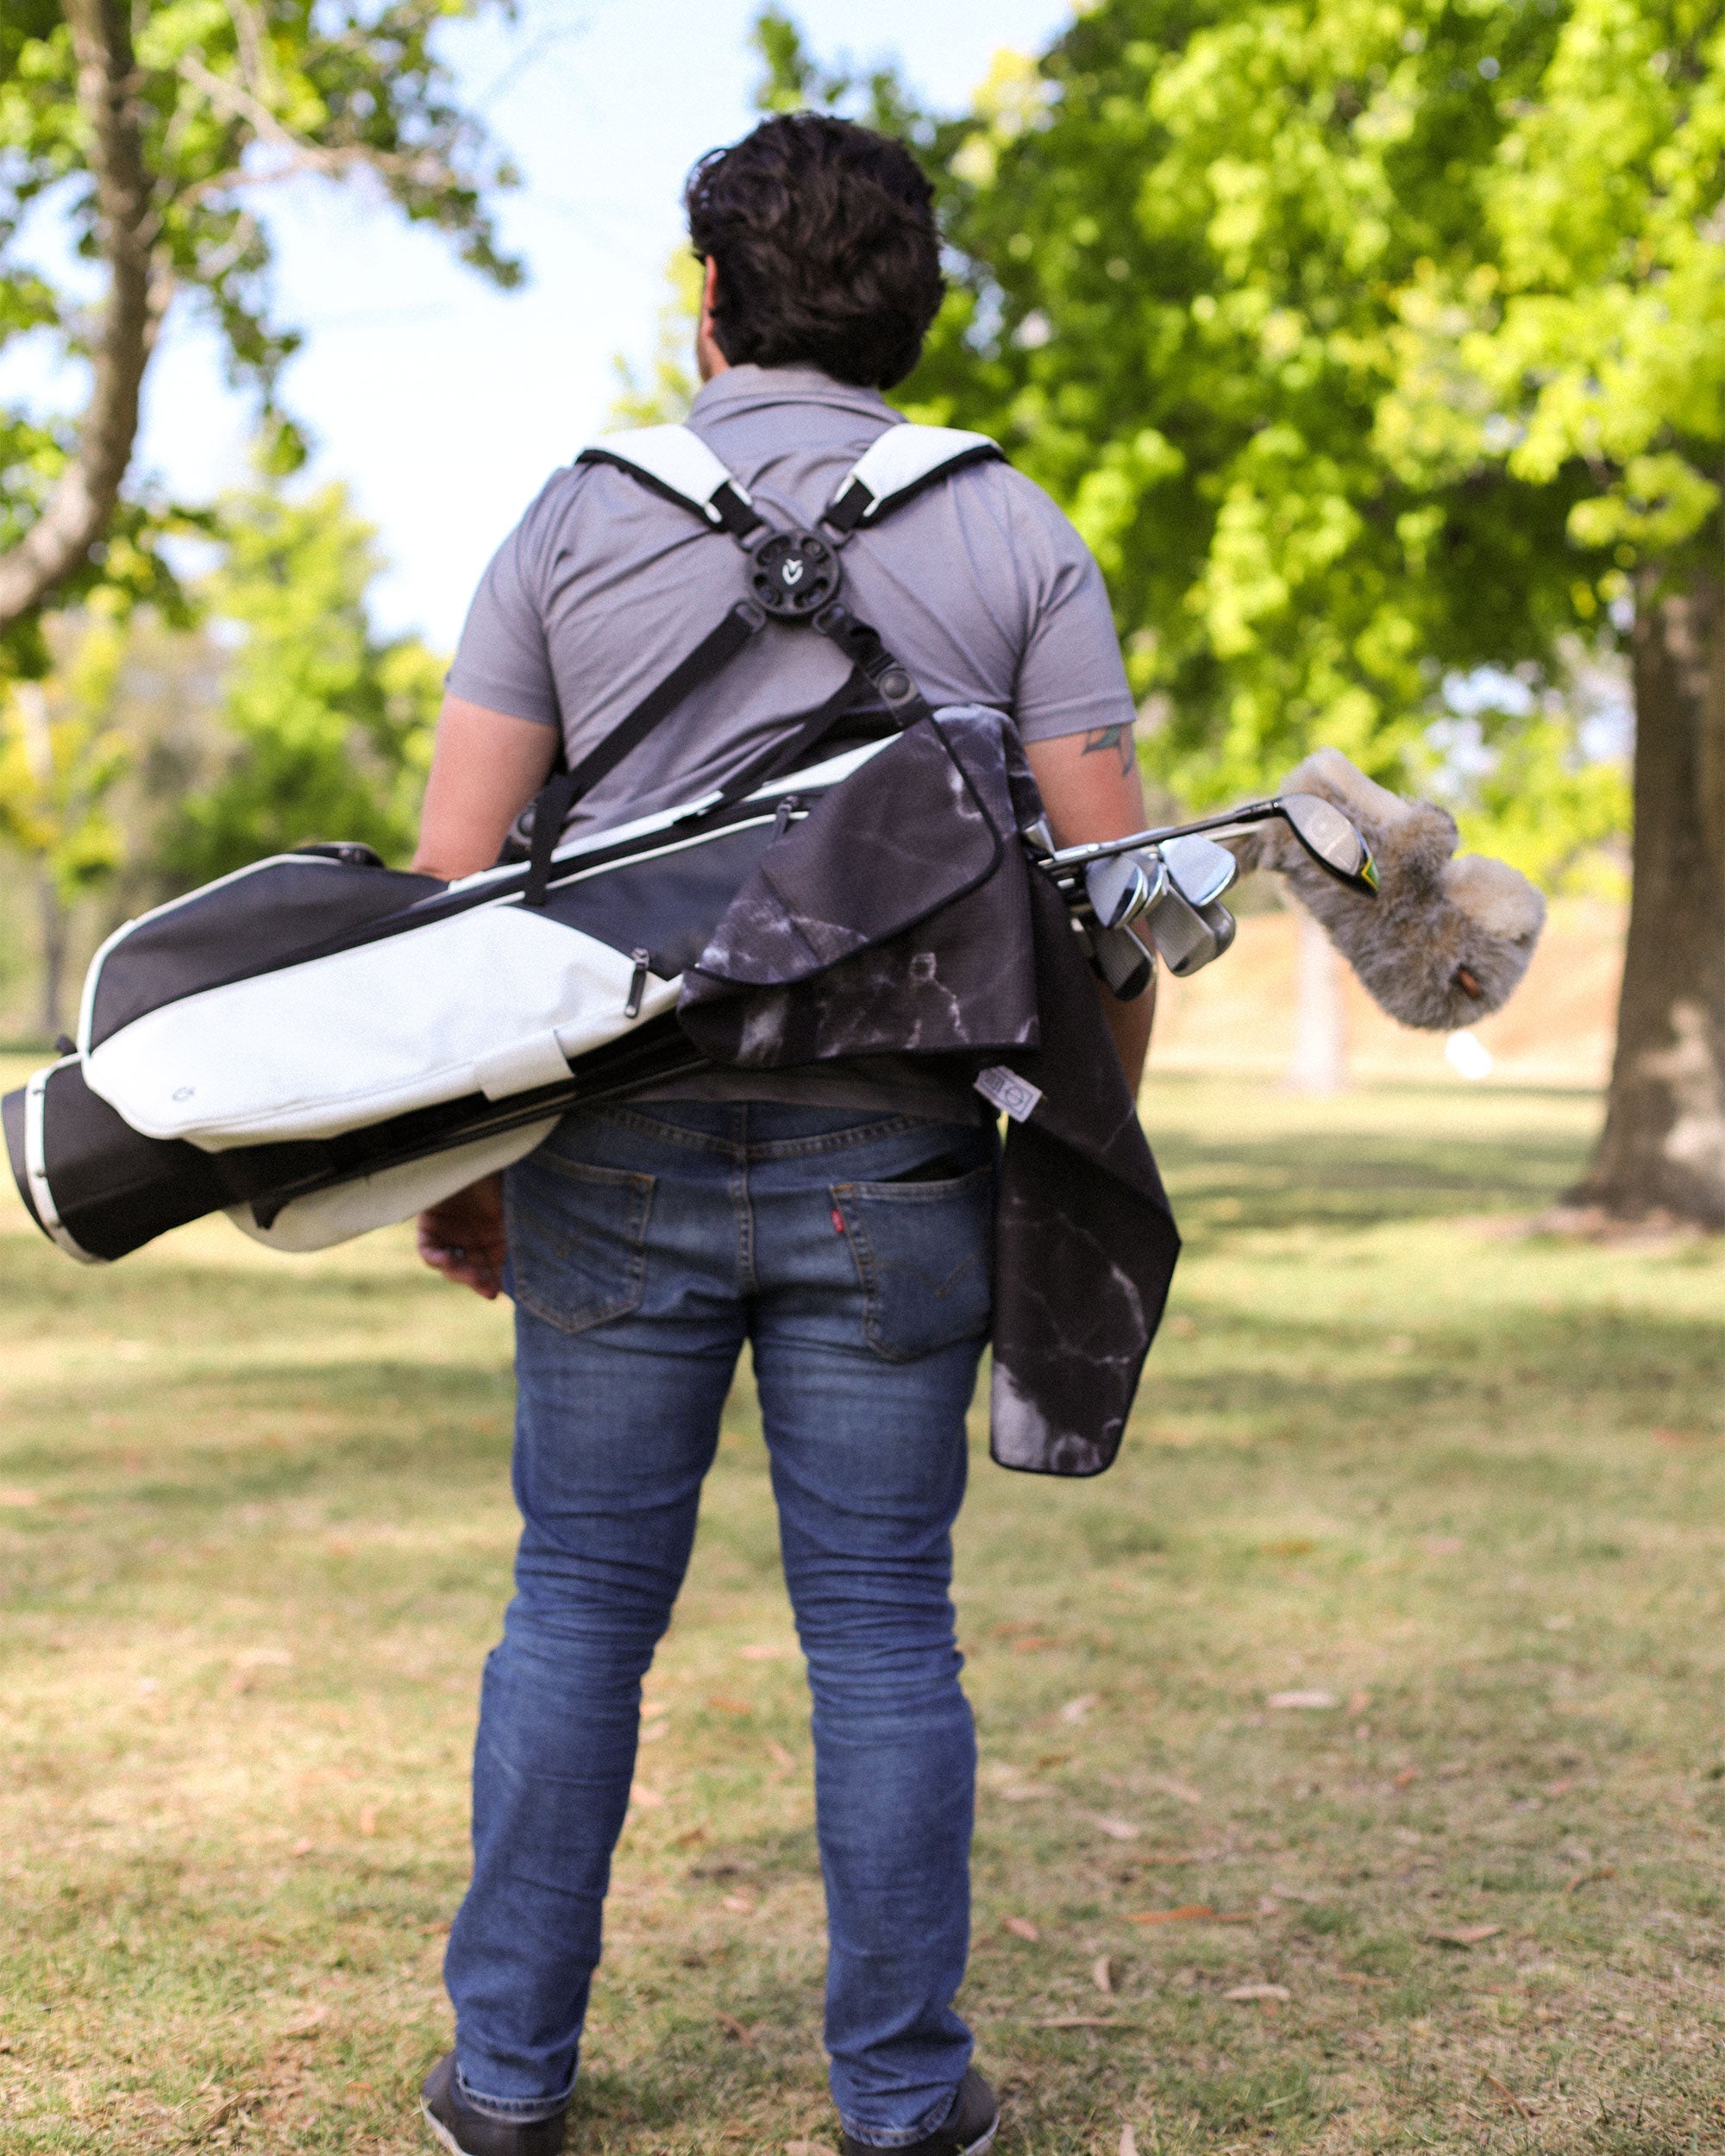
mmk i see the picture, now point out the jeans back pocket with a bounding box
[832,1161,994,1362]
[505,1153,655,1335]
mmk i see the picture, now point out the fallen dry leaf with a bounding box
[358,1805,377,1837]
[1347,1688,1372,1712]
[1127,1904,1214,1926]
[739,1643,794,1661]
[707,1694,753,1714]
[1011,1635,1060,1653]
[1120,2129,1139,2156]
[1429,1924,1503,1947]
[716,2014,758,2044]
[1481,2071,1534,2119]
[640,1719,670,1743]
[1224,1984,1291,2003]
[1146,1775,1202,1806]
[290,1837,313,1858]
[1034,2014,1117,2028]
[722,1894,756,1915]
[1093,1953,1113,1996]
[1565,1866,1616,1894]
[1393,1766,1420,1788]
[1003,1916,1040,1941]
[201,2090,262,2132]
[0,1489,41,1508]
[280,2004,329,2040]
[1268,1689,1339,1710]
[629,1783,665,1810]
[1060,1693,1097,1724]
[766,1739,794,1770]
[784,2141,837,2156]
[1094,1816,1140,1842]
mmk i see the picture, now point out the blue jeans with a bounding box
[444,1102,996,2147]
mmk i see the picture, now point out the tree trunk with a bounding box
[37,867,67,1045]
[0,0,161,630]
[1573,568,1725,1224]
[1286,898,1346,1094]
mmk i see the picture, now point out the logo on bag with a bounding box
[172,1086,195,1101]
[781,557,804,586]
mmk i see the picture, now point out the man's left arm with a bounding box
[1022,722,1157,1092]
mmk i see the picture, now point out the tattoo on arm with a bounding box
[1082,723,1136,777]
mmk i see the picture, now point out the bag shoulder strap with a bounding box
[823,424,1006,534]
[575,425,762,539]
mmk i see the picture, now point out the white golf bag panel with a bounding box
[78,738,892,1151]
[86,903,679,1148]
[225,1116,559,1253]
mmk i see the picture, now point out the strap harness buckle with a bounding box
[516,423,1007,907]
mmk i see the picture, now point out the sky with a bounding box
[113,1,1076,646]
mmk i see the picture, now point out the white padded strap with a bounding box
[825,424,1004,530]
[574,425,756,530]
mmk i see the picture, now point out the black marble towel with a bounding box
[679,705,1180,1476]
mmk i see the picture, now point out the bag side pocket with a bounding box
[832,1160,994,1363]
[505,1154,655,1335]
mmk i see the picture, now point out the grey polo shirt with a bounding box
[448,362,1137,1118]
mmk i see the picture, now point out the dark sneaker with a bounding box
[420,2053,566,2156]
[840,2068,999,2156]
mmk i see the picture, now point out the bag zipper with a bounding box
[624,950,652,1020]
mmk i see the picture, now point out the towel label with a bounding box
[974,1065,1043,1123]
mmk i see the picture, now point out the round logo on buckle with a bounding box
[750,530,842,619]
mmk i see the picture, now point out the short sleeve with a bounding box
[1000,473,1138,745]
[445,491,562,730]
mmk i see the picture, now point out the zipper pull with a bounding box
[624,949,651,1020]
[773,793,801,841]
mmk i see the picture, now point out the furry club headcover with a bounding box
[1222,747,1546,1031]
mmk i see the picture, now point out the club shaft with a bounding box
[1038,800,1283,871]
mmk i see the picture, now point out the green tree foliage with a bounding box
[753,9,1626,859]
[160,478,442,887]
[0,604,130,899]
[0,0,519,651]
[891,4,1609,808]
[610,248,704,429]
[0,599,134,1029]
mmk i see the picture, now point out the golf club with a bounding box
[1033,792,1377,998]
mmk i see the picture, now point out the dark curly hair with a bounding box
[683,114,944,391]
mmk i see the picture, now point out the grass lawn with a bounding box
[3,1066,1723,2155]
